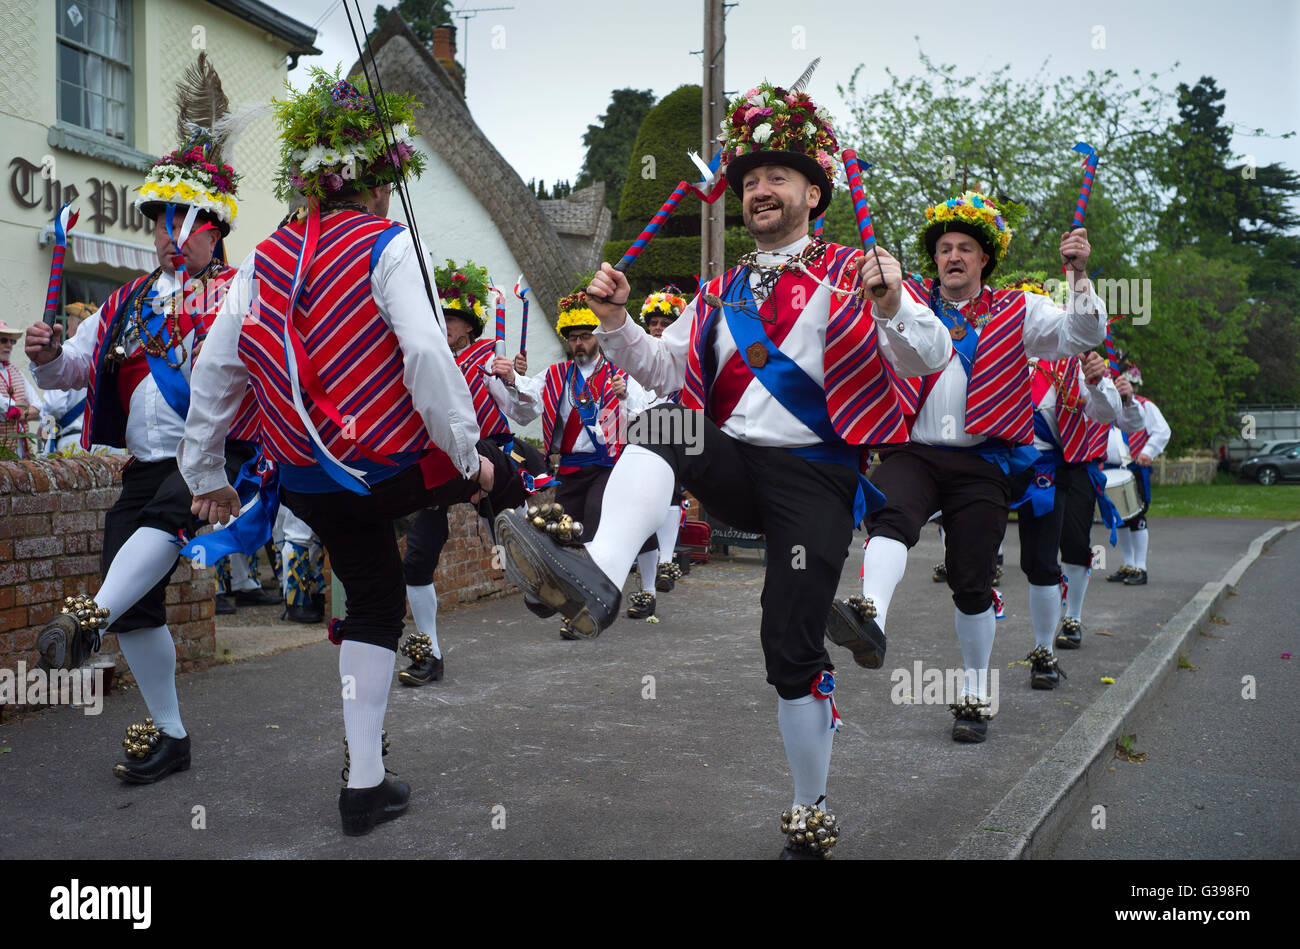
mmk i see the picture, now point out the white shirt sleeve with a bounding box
[1082,368,1120,425]
[593,303,692,395]
[371,230,483,479]
[621,373,651,415]
[1139,399,1171,458]
[1116,398,1145,434]
[872,284,953,377]
[479,350,541,424]
[1021,283,1107,360]
[179,252,257,497]
[31,305,104,392]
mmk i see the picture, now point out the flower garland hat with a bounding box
[636,285,688,329]
[556,277,599,340]
[134,53,241,238]
[434,259,490,338]
[719,75,839,218]
[916,190,1026,281]
[272,65,426,203]
[995,271,1051,297]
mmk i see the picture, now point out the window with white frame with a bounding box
[56,0,133,142]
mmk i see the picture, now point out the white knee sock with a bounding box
[228,553,260,592]
[339,641,395,789]
[405,583,441,659]
[636,550,657,594]
[955,606,996,701]
[1131,528,1149,571]
[656,505,682,563]
[1028,583,1061,651]
[96,527,181,626]
[777,694,834,809]
[1062,563,1090,620]
[1114,526,1133,568]
[116,625,184,738]
[861,536,908,632]
[583,446,675,587]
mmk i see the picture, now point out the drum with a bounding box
[1103,468,1142,521]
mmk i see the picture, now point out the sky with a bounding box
[274,0,1300,195]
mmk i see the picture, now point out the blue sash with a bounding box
[564,361,615,467]
[180,451,280,565]
[926,282,981,379]
[719,272,879,526]
[141,285,194,422]
[1088,461,1121,544]
[48,396,86,452]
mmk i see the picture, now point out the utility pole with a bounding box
[700,0,727,279]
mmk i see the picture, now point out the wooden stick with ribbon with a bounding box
[514,275,529,355]
[841,149,887,298]
[42,202,80,342]
[1071,142,1098,230]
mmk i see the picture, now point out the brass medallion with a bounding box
[746,341,769,369]
[949,323,967,341]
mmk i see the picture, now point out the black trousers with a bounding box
[102,441,255,633]
[868,443,1011,615]
[554,464,614,539]
[282,439,524,651]
[638,406,858,699]
[1057,462,1098,568]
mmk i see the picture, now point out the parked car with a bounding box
[1239,442,1300,485]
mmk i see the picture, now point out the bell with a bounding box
[571,522,584,539]
[527,505,540,519]
[546,522,559,535]
[532,517,546,530]
[808,816,821,829]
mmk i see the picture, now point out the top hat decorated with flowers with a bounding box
[995,271,1051,297]
[134,131,240,237]
[719,81,839,218]
[272,65,427,203]
[917,191,1027,281]
[435,259,490,338]
[556,279,600,340]
[636,286,688,329]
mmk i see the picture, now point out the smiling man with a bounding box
[840,193,1108,744]
[492,79,950,857]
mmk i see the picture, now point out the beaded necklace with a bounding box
[126,259,222,369]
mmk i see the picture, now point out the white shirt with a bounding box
[910,282,1108,447]
[33,270,195,462]
[594,236,951,448]
[36,385,86,453]
[511,356,649,454]
[1106,397,1169,464]
[179,228,483,497]
[1135,398,1171,459]
[1029,359,1120,452]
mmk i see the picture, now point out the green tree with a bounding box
[575,89,657,214]
[371,0,454,47]
[837,51,1177,272]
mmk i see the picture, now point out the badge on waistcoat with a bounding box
[745,341,769,369]
[949,323,967,341]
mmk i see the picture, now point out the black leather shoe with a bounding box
[36,608,105,673]
[1027,646,1067,690]
[824,596,887,669]
[655,562,681,593]
[285,601,324,624]
[1056,617,1083,650]
[339,777,411,836]
[398,656,444,686]
[1106,565,1134,582]
[113,733,191,784]
[1123,569,1148,586]
[932,562,947,583]
[950,696,991,743]
[214,594,236,615]
[524,593,558,619]
[627,591,656,619]
[235,587,281,607]
[495,509,621,638]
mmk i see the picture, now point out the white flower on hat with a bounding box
[804,122,817,137]
[752,123,774,144]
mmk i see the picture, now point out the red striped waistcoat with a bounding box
[1125,395,1151,456]
[894,277,1035,445]
[239,210,431,466]
[539,358,628,458]
[455,338,511,438]
[681,242,910,446]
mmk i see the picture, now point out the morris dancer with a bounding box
[849,191,1107,743]
[494,78,950,856]
[180,69,522,836]
[25,55,259,783]
[999,276,1120,687]
[1104,352,1167,585]
[397,259,547,685]
[499,283,649,637]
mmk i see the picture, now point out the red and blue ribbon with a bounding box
[43,202,80,329]
[611,150,726,274]
[811,670,842,731]
[513,275,529,355]
[1071,142,1098,229]
[490,281,506,358]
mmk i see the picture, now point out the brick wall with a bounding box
[418,503,512,609]
[0,455,217,713]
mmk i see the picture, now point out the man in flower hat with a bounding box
[396,258,542,686]
[493,75,951,857]
[24,53,261,784]
[180,67,524,835]
[493,281,649,637]
[844,193,1108,744]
